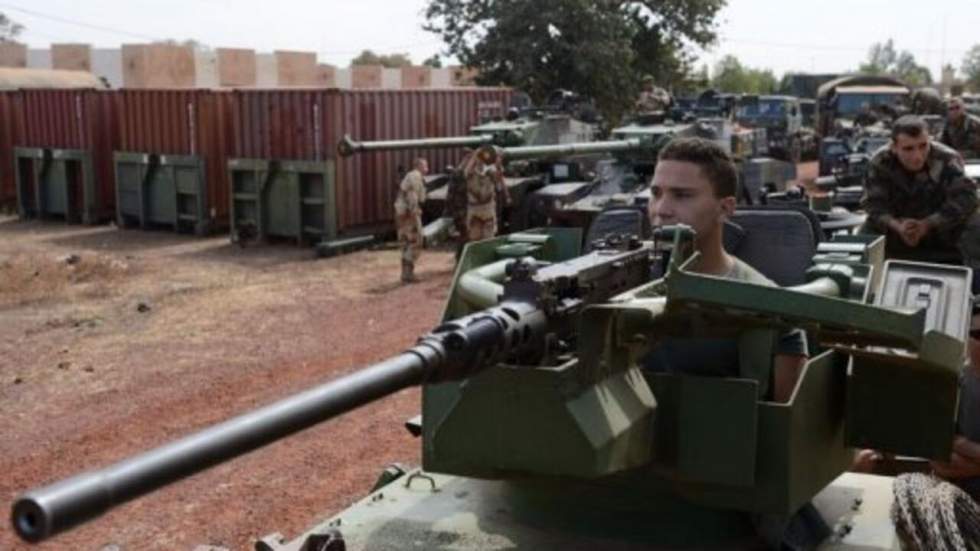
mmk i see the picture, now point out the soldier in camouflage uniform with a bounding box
[444,163,470,261]
[941,97,980,159]
[393,158,428,283]
[463,149,510,243]
[635,75,672,114]
[860,116,980,288]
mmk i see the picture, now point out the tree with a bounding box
[422,54,443,68]
[0,12,24,42]
[424,0,726,122]
[858,39,932,85]
[710,55,777,94]
[350,50,412,68]
[963,45,980,91]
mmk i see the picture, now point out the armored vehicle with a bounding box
[13,218,974,550]
[736,95,818,163]
[815,75,910,138]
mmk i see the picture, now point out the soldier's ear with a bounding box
[719,196,736,220]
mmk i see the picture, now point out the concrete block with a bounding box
[0,42,26,67]
[255,53,278,87]
[26,49,50,69]
[381,67,401,89]
[216,48,256,87]
[92,48,123,88]
[122,43,196,88]
[450,65,479,86]
[401,66,432,88]
[351,65,382,88]
[315,64,336,87]
[275,50,316,86]
[334,68,352,89]
[51,43,91,71]
[195,49,219,88]
[430,67,451,88]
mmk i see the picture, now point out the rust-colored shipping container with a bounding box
[115,89,233,233]
[0,91,15,209]
[13,89,118,223]
[229,87,511,236]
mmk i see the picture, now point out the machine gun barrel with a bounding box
[11,300,549,543]
[337,133,493,157]
[488,138,645,162]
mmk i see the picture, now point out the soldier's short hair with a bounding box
[891,115,929,140]
[658,137,738,198]
[414,157,428,169]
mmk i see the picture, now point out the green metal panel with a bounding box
[228,158,336,246]
[14,147,97,224]
[114,152,211,235]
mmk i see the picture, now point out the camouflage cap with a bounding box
[642,74,655,83]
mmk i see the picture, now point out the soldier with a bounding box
[635,75,672,114]
[462,149,510,243]
[860,115,980,286]
[393,158,428,283]
[941,96,980,159]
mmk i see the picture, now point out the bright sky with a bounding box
[9,0,980,79]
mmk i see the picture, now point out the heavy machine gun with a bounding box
[13,225,973,549]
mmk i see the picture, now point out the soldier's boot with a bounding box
[401,260,419,283]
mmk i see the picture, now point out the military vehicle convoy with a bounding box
[12,220,973,550]
[736,94,818,163]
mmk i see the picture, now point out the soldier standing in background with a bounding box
[463,149,510,243]
[393,158,429,283]
[635,75,672,114]
[941,97,980,159]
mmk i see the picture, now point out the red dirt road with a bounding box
[0,217,455,550]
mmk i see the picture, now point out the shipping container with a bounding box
[0,91,15,210]
[228,87,511,242]
[114,89,233,234]
[12,89,117,223]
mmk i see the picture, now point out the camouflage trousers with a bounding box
[396,212,423,263]
[466,210,497,242]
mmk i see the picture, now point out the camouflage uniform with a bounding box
[940,113,980,159]
[465,165,500,242]
[445,171,469,259]
[394,168,426,281]
[860,142,980,278]
[635,87,671,113]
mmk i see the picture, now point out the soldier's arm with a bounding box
[924,163,977,233]
[412,171,427,205]
[861,161,897,232]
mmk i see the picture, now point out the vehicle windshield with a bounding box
[835,92,907,117]
[737,99,786,118]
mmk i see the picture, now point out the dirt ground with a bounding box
[0,217,457,550]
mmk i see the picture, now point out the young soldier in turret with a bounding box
[645,137,807,403]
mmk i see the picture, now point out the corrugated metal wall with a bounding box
[230,87,511,233]
[116,89,233,225]
[0,92,15,207]
[13,89,118,219]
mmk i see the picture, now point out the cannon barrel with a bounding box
[477,138,645,164]
[11,300,548,543]
[337,133,494,157]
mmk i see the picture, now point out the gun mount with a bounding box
[12,226,972,549]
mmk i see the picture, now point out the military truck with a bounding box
[816,75,911,176]
[12,219,974,550]
[736,94,818,163]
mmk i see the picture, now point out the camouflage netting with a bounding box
[892,473,980,551]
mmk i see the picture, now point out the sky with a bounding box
[7,0,980,79]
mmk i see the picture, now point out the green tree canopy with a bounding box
[424,0,726,121]
[0,12,24,42]
[710,55,777,94]
[858,39,932,86]
[963,45,980,92]
[350,50,413,68]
